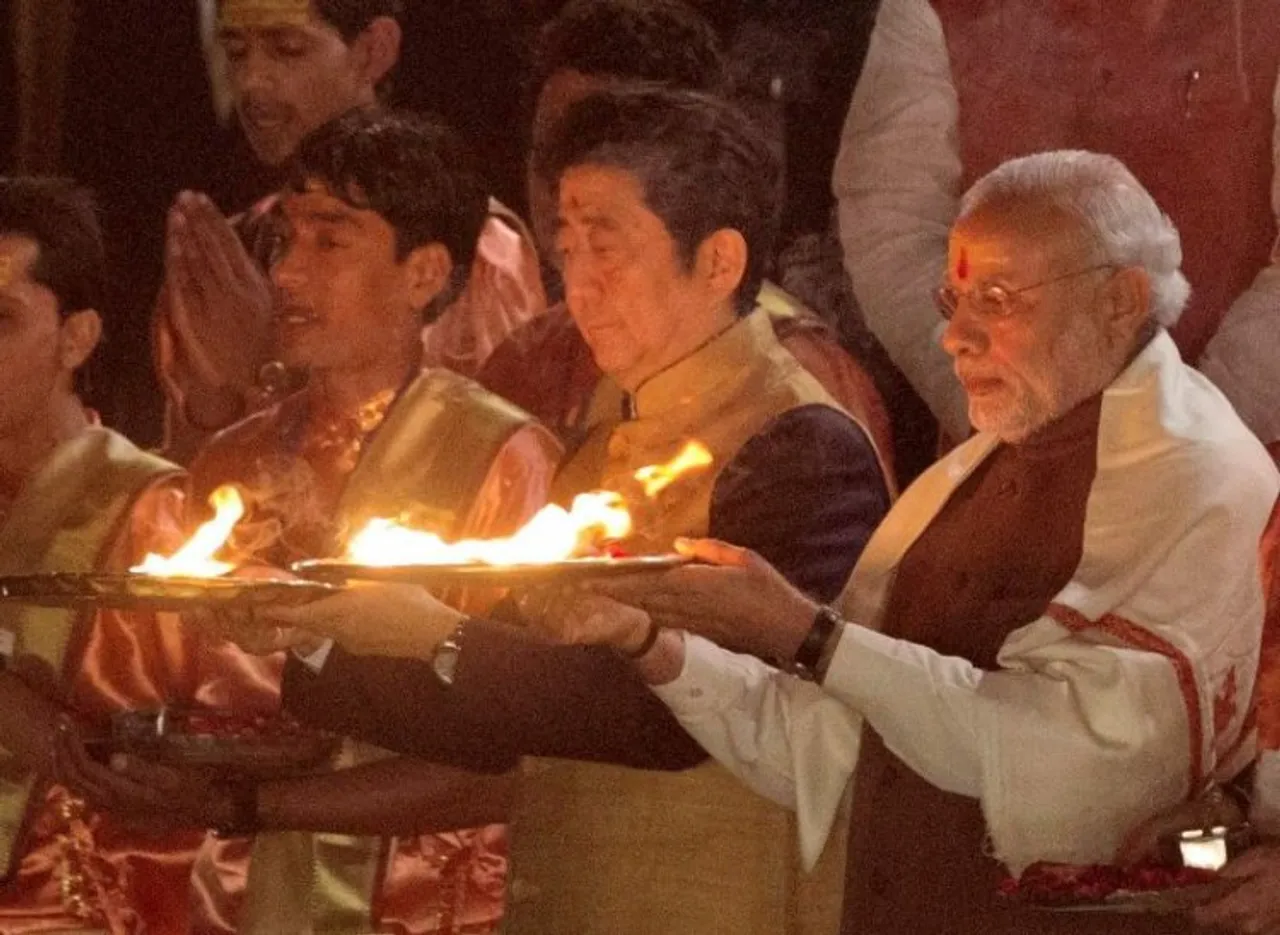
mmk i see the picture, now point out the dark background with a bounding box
[4,0,879,448]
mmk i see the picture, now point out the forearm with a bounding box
[649,633,862,870]
[834,0,968,436]
[633,630,686,685]
[283,621,707,772]
[821,624,984,795]
[258,756,515,836]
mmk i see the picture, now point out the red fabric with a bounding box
[1047,604,1206,790]
[932,0,1280,362]
[185,385,556,934]
[0,480,212,934]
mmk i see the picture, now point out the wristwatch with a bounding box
[791,605,842,682]
[431,620,466,686]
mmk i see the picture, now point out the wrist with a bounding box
[790,605,843,682]
[291,633,328,658]
[620,617,659,658]
[777,598,822,661]
[634,630,686,686]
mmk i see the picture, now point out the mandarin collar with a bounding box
[622,310,775,421]
[1010,392,1104,459]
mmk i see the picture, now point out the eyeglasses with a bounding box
[935,263,1114,321]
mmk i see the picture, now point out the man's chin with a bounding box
[583,342,641,384]
[243,128,298,168]
[971,407,1050,444]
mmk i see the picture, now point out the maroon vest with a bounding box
[932,0,1280,361]
[841,398,1180,934]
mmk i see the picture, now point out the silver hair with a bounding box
[958,150,1191,327]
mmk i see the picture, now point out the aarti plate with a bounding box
[0,573,339,611]
[93,708,341,781]
[1024,881,1233,914]
[291,554,690,587]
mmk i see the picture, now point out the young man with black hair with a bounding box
[0,178,212,934]
[154,0,546,462]
[261,86,892,935]
[61,112,559,935]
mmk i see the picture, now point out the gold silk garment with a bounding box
[0,472,225,934]
[507,311,857,935]
[186,369,560,935]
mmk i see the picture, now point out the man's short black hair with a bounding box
[289,109,489,318]
[530,0,726,97]
[0,177,105,317]
[313,0,403,41]
[537,86,780,317]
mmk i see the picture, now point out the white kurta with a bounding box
[653,332,1279,875]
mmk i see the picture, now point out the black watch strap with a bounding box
[792,605,841,681]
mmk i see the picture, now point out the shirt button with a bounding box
[997,477,1019,497]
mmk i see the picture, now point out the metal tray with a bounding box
[97,708,340,781]
[291,554,690,587]
[0,573,339,611]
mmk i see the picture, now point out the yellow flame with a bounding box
[341,441,713,567]
[346,492,632,567]
[634,441,714,498]
[131,485,245,577]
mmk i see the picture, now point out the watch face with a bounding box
[432,641,460,685]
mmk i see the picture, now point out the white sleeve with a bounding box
[652,633,862,869]
[650,615,1206,876]
[823,617,1194,873]
[833,0,970,438]
[1197,73,1280,446]
[293,638,335,673]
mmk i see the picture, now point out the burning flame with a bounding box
[635,441,713,498]
[344,440,714,567]
[131,485,245,578]
[347,492,632,567]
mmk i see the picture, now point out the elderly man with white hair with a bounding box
[526,149,1280,934]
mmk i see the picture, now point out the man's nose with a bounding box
[236,48,273,96]
[561,254,602,309]
[940,303,989,358]
[270,246,304,291]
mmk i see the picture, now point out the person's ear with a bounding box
[1100,266,1150,348]
[695,229,748,308]
[353,16,402,88]
[58,309,103,373]
[403,242,453,313]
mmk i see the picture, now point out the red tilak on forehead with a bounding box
[956,248,970,281]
